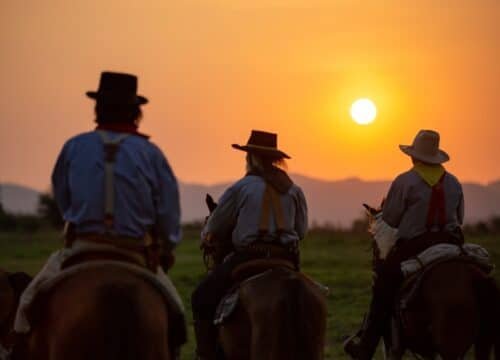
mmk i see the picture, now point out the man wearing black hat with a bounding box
[12,72,185,348]
[191,130,308,359]
[344,130,465,359]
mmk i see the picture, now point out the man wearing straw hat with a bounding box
[191,130,308,360]
[344,130,465,359]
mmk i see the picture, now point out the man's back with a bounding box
[383,168,464,241]
[52,130,181,244]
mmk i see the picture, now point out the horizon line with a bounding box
[2,172,499,193]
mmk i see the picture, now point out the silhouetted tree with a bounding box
[489,217,500,234]
[38,193,64,229]
[0,203,16,231]
[350,217,369,234]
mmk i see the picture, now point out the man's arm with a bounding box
[457,185,465,225]
[382,176,407,228]
[153,150,181,249]
[51,142,71,216]
[294,187,308,240]
[202,184,239,241]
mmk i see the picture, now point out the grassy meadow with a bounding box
[0,229,498,359]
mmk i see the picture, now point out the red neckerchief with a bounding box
[95,123,150,139]
[426,172,447,230]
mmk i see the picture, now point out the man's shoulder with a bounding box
[444,171,460,182]
[63,131,159,154]
[231,175,263,189]
[393,169,418,184]
[66,131,96,143]
[444,171,462,188]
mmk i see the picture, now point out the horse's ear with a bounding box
[0,272,16,324]
[380,198,386,210]
[363,203,378,216]
[206,194,217,213]
[7,272,32,299]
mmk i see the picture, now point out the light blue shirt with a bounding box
[382,169,464,240]
[203,175,308,248]
[52,130,181,247]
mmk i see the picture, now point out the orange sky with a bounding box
[1,0,499,191]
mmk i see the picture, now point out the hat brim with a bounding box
[399,145,449,164]
[232,144,291,159]
[86,91,148,105]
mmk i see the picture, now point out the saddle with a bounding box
[231,258,295,283]
[62,233,161,272]
[61,236,150,271]
[387,251,493,356]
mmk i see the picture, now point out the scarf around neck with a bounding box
[413,162,446,187]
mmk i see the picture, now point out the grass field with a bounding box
[0,229,498,359]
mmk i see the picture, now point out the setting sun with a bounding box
[350,98,377,125]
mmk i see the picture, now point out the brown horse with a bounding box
[13,266,173,360]
[0,270,32,350]
[203,194,328,360]
[364,204,500,360]
[217,267,327,360]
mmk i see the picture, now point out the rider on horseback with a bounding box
[12,72,185,350]
[344,129,465,359]
[191,130,308,360]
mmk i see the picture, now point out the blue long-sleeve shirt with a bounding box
[52,130,181,247]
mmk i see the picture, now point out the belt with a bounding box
[73,233,150,254]
[242,242,298,257]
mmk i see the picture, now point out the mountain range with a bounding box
[2,175,500,227]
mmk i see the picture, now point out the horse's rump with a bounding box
[21,266,170,360]
[394,260,489,358]
[218,267,327,360]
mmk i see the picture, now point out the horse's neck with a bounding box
[370,214,398,260]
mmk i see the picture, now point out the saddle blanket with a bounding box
[14,240,184,334]
[401,243,493,278]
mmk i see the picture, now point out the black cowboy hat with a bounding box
[86,71,148,105]
[232,130,291,159]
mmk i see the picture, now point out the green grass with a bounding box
[0,229,498,359]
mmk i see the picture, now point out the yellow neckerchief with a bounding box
[412,162,445,187]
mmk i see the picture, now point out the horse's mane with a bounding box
[96,283,142,359]
[258,269,327,360]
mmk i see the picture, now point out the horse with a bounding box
[0,270,32,353]
[202,194,328,360]
[364,203,500,360]
[12,264,176,360]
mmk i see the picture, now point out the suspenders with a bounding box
[63,131,162,271]
[258,183,286,241]
[96,131,130,233]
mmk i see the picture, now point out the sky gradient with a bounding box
[1,0,499,191]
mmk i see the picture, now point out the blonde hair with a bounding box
[246,153,288,173]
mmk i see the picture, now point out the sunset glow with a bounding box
[1,1,499,189]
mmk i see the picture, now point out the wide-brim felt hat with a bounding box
[232,130,291,159]
[399,129,449,164]
[86,71,148,105]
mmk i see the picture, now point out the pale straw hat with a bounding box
[399,130,450,164]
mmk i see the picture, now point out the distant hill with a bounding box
[0,183,40,214]
[2,175,500,227]
[488,181,500,196]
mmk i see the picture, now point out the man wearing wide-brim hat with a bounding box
[345,129,465,359]
[12,72,186,353]
[191,130,308,359]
